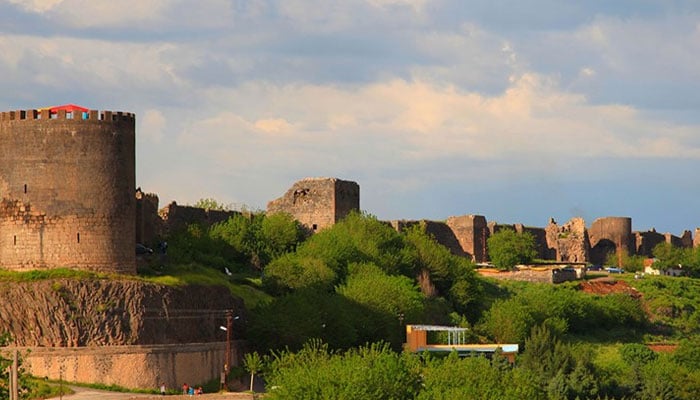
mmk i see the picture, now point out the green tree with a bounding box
[606,248,645,272]
[265,342,420,400]
[403,225,482,316]
[487,229,537,270]
[417,352,507,400]
[336,263,425,349]
[483,298,534,344]
[192,197,231,210]
[260,212,305,260]
[247,290,360,351]
[294,211,409,277]
[263,254,336,294]
[243,351,263,393]
[653,242,690,270]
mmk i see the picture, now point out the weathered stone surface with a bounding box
[589,217,633,265]
[0,109,136,273]
[544,217,589,263]
[445,215,488,262]
[20,342,240,391]
[0,279,243,347]
[266,177,359,232]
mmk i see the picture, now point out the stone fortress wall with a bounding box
[0,100,696,390]
[266,178,698,266]
[0,108,136,274]
[2,102,690,276]
[266,177,360,233]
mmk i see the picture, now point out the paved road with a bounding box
[48,386,153,399]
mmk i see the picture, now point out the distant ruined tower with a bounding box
[0,106,136,273]
[445,215,488,262]
[588,217,632,266]
[267,177,359,232]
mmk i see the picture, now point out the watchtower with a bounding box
[267,177,360,232]
[0,105,136,273]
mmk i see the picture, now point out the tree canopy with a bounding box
[487,228,537,270]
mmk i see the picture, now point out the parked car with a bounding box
[587,265,602,271]
[605,266,624,274]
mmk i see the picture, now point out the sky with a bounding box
[1,0,699,235]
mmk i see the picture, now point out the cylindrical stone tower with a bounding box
[588,217,633,266]
[0,107,136,273]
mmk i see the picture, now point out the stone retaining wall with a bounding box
[13,341,242,390]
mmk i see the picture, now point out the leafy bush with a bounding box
[487,229,536,270]
[480,284,647,343]
[247,290,361,351]
[263,254,336,294]
[619,343,657,366]
[265,341,420,400]
[337,263,426,348]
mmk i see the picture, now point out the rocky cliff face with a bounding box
[0,279,244,347]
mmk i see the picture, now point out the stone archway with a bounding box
[590,239,617,266]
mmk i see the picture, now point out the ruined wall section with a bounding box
[545,218,589,263]
[695,228,700,248]
[0,109,135,273]
[390,219,471,257]
[589,217,632,266]
[680,230,693,248]
[266,178,359,232]
[157,202,239,237]
[445,215,488,262]
[514,224,548,259]
[135,190,161,246]
[635,229,665,257]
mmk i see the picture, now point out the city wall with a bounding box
[17,342,242,390]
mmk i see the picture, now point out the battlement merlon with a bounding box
[0,109,135,123]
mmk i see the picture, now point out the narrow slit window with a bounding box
[77,232,80,243]
[13,235,17,245]
[23,184,27,193]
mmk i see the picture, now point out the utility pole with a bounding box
[224,310,232,391]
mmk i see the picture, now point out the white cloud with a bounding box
[366,0,431,12]
[169,73,700,187]
[0,34,187,92]
[7,0,64,13]
[140,109,167,144]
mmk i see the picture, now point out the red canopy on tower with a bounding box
[41,104,90,114]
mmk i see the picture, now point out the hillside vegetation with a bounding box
[3,210,699,398]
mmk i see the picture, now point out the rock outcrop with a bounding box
[0,279,244,347]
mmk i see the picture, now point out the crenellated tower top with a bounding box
[0,105,134,123]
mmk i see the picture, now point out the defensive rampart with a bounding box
[0,108,136,273]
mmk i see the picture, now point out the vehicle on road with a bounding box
[605,266,625,274]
